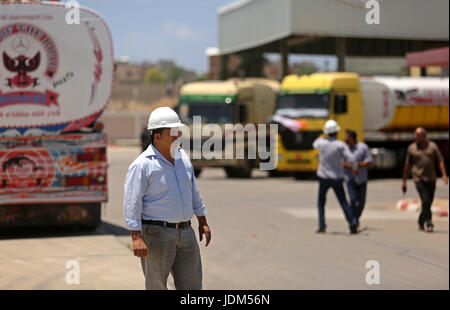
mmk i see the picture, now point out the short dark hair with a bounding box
[150,128,165,144]
[328,132,338,138]
[346,130,357,141]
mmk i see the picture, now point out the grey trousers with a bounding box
[140,223,202,290]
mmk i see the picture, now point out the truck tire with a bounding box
[194,168,202,178]
[225,167,239,178]
[80,203,102,231]
[235,164,253,178]
[268,170,282,177]
[225,160,253,178]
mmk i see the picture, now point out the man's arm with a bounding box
[130,230,147,258]
[313,137,325,150]
[123,164,149,257]
[434,143,448,185]
[402,162,412,193]
[196,215,211,247]
[359,144,373,168]
[439,160,448,185]
[191,166,211,247]
[401,146,413,193]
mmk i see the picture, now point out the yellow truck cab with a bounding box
[178,78,280,178]
[275,73,363,172]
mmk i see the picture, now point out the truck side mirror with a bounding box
[334,95,347,114]
[239,104,248,123]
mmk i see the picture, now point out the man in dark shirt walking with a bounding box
[402,127,448,232]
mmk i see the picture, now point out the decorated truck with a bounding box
[273,73,449,175]
[0,1,114,228]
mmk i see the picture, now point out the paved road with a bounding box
[0,146,448,289]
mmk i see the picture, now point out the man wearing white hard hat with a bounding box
[313,120,358,234]
[123,107,211,290]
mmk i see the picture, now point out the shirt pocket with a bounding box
[147,169,172,196]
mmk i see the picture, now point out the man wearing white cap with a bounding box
[123,107,211,290]
[313,120,358,234]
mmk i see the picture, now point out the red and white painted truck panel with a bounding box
[0,2,113,135]
[0,133,107,205]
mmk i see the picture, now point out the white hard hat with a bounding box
[147,107,185,130]
[323,120,340,134]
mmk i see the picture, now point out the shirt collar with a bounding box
[146,144,181,164]
[145,144,157,158]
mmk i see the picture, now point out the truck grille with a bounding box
[279,128,322,151]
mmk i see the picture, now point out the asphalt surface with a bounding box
[0,145,448,289]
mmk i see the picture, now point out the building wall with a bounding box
[345,56,408,76]
[99,111,151,145]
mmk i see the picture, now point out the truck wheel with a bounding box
[82,203,101,231]
[268,170,283,178]
[194,168,202,178]
[225,167,239,178]
[235,165,253,178]
[225,160,253,178]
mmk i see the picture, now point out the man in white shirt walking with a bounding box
[313,120,358,234]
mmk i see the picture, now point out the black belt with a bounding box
[142,219,191,229]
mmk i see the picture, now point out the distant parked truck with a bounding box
[0,2,114,228]
[273,73,449,174]
[178,78,280,178]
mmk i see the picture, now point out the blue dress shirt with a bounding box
[123,144,207,231]
[313,137,355,180]
[344,142,373,184]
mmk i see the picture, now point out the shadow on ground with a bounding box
[0,221,129,240]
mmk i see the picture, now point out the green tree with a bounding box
[196,74,208,82]
[167,65,186,83]
[143,68,166,84]
[297,63,318,76]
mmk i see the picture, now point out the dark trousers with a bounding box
[414,181,436,227]
[317,178,357,230]
[346,179,367,221]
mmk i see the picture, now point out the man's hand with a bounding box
[130,230,147,258]
[197,216,211,247]
[199,224,211,247]
[443,175,449,185]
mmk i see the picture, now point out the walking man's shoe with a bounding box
[425,223,434,233]
[316,228,326,234]
[418,223,425,231]
[350,226,358,234]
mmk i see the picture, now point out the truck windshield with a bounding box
[276,94,330,118]
[179,102,235,124]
